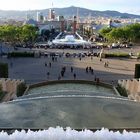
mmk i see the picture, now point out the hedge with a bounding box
[0,63,8,78]
[116,84,128,97]
[16,83,27,97]
[104,53,130,58]
[8,52,34,57]
[135,64,140,78]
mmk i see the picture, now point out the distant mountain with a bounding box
[0,6,140,20]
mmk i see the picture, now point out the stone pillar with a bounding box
[60,16,65,32]
[73,16,77,33]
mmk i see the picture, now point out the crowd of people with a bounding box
[43,54,102,84]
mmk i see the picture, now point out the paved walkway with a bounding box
[0,52,136,85]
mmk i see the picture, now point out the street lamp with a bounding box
[0,41,2,57]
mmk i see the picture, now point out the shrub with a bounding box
[105,53,130,58]
[16,83,27,97]
[116,84,128,97]
[0,63,8,78]
[135,64,140,78]
[8,52,34,57]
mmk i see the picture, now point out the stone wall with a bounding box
[0,78,24,101]
[118,79,140,101]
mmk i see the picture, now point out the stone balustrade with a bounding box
[0,78,24,101]
[118,79,140,101]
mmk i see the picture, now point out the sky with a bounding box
[0,0,140,15]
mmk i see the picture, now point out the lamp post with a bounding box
[0,41,2,57]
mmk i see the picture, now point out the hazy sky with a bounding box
[0,0,140,15]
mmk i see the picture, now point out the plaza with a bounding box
[0,48,137,85]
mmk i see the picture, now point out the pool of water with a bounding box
[1,96,140,129]
[27,83,115,96]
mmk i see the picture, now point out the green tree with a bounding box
[99,23,140,43]
[20,25,38,44]
[0,25,38,48]
[99,27,112,37]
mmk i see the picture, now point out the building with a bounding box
[37,12,44,23]
[48,9,55,20]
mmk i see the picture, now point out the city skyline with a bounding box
[0,0,140,15]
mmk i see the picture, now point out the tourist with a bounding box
[94,76,97,82]
[86,67,88,73]
[89,67,92,71]
[61,70,64,77]
[91,69,94,75]
[45,62,47,67]
[47,72,50,79]
[52,57,54,62]
[104,62,106,67]
[49,62,51,68]
[106,61,109,67]
[55,57,57,62]
[71,67,73,73]
[73,73,76,80]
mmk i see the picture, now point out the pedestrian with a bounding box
[106,61,109,67]
[45,62,47,67]
[73,73,76,80]
[94,76,97,82]
[61,70,64,77]
[49,62,51,68]
[104,62,106,67]
[47,72,50,79]
[86,67,88,73]
[91,69,94,75]
[52,57,54,62]
[89,67,92,71]
[71,67,73,73]
[55,57,57,62]
[58,75,61,80]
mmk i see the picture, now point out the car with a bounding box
[65,53,71,57]
[44,52,49,56]
[72,53,77,57]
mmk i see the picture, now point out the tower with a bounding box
[73,16,77,33]
[49,9,55,20]
[60,16,65,32]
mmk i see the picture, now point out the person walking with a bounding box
[73,73,76,80]
[49,62,51,68]
[86,67,88,73]
[71,67,73,73]
[47,72,50,79]
[45,62,47,67]
[91,69,94,75]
